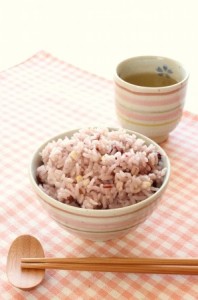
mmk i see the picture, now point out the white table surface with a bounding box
[0,0,197,113]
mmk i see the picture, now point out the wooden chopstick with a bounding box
[21,262,198,275]
[21,257,198,275]
[21,257,198,266]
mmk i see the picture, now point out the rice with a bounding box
[37,128,167,209]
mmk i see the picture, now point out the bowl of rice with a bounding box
[29,127,170,241]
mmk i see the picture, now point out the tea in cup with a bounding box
[114,56,189,143]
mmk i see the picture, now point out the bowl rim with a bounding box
[29,127,171,217]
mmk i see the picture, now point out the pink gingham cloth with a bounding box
[1,51,198,300]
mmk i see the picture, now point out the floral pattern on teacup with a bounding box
[156,65,173,77]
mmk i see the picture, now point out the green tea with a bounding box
[123,72,178,87]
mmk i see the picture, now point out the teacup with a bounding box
[114,56,189,143]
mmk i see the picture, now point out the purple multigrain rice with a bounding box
[37,128,166,209]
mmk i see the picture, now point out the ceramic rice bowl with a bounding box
[29,128,170,241]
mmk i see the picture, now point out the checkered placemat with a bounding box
[1,51,198,300]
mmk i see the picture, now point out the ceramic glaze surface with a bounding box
[29,128,170,241]
[114,56,189,143]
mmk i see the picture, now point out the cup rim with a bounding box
[115,55,189,91]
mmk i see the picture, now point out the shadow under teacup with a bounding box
[114,56,189,143]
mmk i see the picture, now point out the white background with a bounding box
[0,0,197,113]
